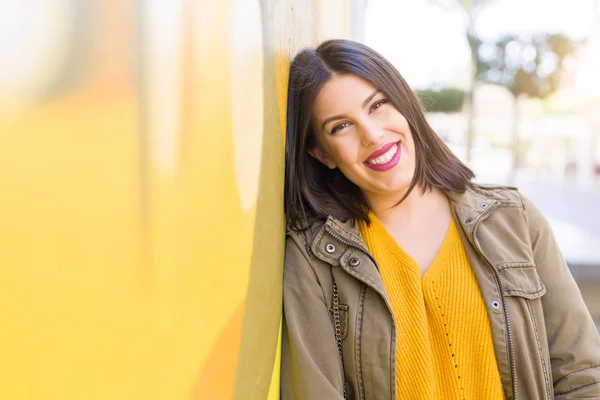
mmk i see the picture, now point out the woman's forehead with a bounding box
[313,74,378,116]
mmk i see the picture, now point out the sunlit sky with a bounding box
[365,0,599,89]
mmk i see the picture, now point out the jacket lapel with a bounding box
[310,216,388,296]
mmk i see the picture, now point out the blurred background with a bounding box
[0,0,597,399]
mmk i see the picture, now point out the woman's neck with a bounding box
[366,186,449,226]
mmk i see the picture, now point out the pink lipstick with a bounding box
[364,142,401,171]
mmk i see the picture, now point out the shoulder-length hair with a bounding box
[284,39,474,231]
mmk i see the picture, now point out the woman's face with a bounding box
[310,73,416,200]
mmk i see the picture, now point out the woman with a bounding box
[281,39,600,399]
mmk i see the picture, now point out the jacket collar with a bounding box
[307,183,520,266]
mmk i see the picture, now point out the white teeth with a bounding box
[367,143,398,165]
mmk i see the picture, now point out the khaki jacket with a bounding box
[281,184,600,399]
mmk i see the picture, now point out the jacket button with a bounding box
[465,217,474,224]
[349,257,360,267]
[480,202,489,209]
[325,243,336,253]
[491,300,501,310]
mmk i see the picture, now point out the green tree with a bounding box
[476,33,581,182]
[417,88,465,113]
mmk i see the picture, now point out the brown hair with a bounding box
[284,39,474,231]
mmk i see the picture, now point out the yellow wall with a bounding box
[0,1,359,398]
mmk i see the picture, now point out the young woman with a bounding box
[281,39,600,399]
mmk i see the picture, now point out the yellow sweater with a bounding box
[359,214,505,400]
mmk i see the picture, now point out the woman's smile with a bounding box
[364,141,401,171]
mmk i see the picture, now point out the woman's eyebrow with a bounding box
[321,114,347,129]
[320,90,381,130]
[362,89,380,108]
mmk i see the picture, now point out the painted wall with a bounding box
[0,1,362,399]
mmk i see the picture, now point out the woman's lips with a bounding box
[364,142,401,171]
[365,142,397,162]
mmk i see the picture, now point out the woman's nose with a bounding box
[360,122,384,147]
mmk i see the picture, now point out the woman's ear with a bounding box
[308,147,337,169]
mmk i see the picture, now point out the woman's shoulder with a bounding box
[283,218,335,290]
[449,182,526,213]
[286,217,329,245]
[469,182,523,204]
[284,218,326,266]
[467,182,551,234]
[284,215,357,271]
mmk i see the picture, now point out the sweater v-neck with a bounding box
[362,213,458,280]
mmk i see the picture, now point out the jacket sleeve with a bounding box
[523,196,600,398]
[281,236,345,400]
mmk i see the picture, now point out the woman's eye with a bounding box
[371,99,388,111]
[331,121,350,134]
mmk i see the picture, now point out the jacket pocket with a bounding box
[329,304,349,340]
[496,265,553,398]
[497,265,546,299]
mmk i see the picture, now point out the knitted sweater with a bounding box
[359,214,505,399]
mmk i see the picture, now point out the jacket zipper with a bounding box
[471,200,517,400]
[324,225,399,400]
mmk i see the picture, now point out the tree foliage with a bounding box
[417,88,465,113]
[474,33,580,99]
